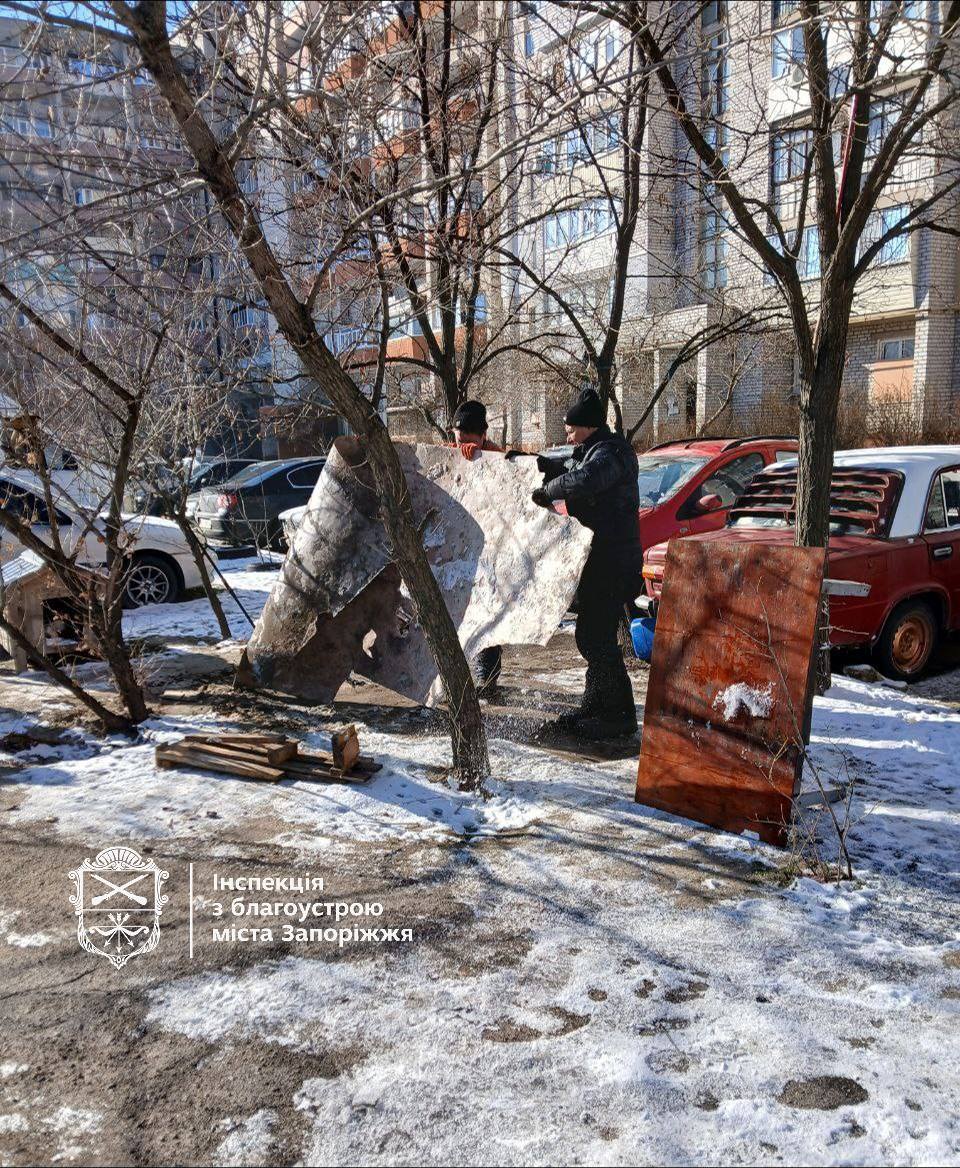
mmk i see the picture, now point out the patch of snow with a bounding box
[43,1107,102,1134]
[713,682,774,721]
[6,931,53,947]
[214,1109,276,1167]
[0,1062,28,1077]
[122,558,280,642]
[0,1114,28,1133]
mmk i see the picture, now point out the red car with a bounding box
[634,435,799,548]
[642,447,960,680]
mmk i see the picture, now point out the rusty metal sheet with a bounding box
[635,539,826,847]
[240,438,593,706]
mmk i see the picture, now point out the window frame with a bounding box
[923,466,960,534]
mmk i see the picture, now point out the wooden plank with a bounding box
[212,731,290,744]
[297,749,381,776]
[182,734,297,765]
[155,744,285,782]
[635,539,826,847]
[281,758,371,784]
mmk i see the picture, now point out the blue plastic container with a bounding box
[630,616,656,662]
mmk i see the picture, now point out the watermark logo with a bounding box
[69,847,168,969]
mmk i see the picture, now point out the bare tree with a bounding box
[105,0,492,786]
[580,0,960,544]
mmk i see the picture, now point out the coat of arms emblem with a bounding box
[69,847,169,969]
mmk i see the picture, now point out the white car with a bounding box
[0,467,205,607]
[279,503,306,546]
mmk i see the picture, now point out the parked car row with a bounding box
[639,446,960,681]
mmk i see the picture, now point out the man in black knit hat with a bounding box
[449,400,503,694]
[532,387,641,739]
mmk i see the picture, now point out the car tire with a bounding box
[122,553,181,609]
[873,599,938,681]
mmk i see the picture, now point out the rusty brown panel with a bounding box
[635,539,826,847]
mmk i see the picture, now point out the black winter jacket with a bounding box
[541,426,640,547]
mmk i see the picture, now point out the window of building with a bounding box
[702,0,725,25]
[231,304,268,329]
[74,187,102,206]
[703,27,729,118]
[568,24,620,82]
[771,125,810,216]
[870,0,924,31]
[3,103,52,138]
[866,94,921,187]
[772,0,800,25]
[878,335,915,361]
[772,23,805,79]
[860,203,911,264]
[701,200,728,289]
[68,55,115,79]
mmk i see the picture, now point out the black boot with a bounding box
[570,662,637,739]
[537,658,611,738]
[473,646,503,696]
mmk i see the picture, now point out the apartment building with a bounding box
[510,0,960,446]
[0,11,269,456]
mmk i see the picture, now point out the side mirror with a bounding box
[696,492,723,514]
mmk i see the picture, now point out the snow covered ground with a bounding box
[121,552,281,641]
[0,556,958,1165]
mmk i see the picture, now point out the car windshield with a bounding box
[636,454,709,508]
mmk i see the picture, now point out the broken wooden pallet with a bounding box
[154,730,382,785]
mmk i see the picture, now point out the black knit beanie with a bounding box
[564,388,604,428]
[452,400,488,433]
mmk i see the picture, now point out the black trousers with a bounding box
[573,541,642,717]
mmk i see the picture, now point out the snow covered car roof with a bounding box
[775,445,960,538]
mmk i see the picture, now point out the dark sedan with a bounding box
[191,457,326,549]
[133,457,257,517]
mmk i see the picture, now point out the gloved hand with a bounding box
[458,442,480,461]
[504,449,529,461]
[535,454,555,474]
[531,487,551,509]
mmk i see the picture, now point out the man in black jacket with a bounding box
[532,388,642,739]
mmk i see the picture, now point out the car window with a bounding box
[924,476,947,530]
[287,462,325,489]
[926,469,960,530]
[227,460,288,486]
[0,482,49,525]
[692,452,766,510]
[723,452,766,490]
[635,455,708,507]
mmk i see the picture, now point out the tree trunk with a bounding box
[795,309,850,548]
[174,514,232,640]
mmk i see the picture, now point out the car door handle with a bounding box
[933,545,954,559]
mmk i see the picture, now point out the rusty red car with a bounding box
[633,435,799,548]
[641,447,960,680]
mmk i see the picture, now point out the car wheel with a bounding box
[873,599,938,681]
[123,553,180,609]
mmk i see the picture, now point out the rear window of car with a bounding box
[728,467,904,537]
[287,462,325,488]
[225,460,289,487]
[636,454,709,507]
